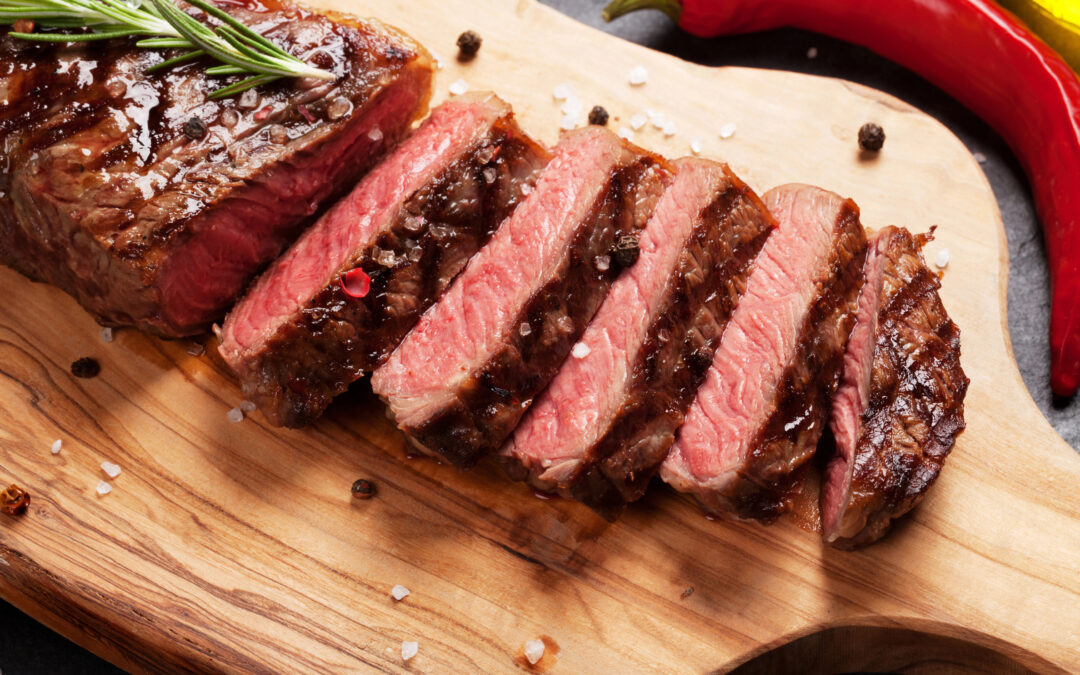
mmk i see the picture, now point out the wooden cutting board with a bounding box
[1,0,1078,672]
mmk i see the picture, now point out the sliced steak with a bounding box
[0,2,433,337]
[372,126,672,468]
[661,184,867,522]
[219,92,548,427]
[500,158,774,519]
[821,225,967,548]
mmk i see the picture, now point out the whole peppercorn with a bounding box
[184,116,208,140]
[351,479,376,500]
[613,233,641,268]
[588,105,610,126]
[70,357,101,379]
[456,30,482,60]
[858,123,885,152]
[1,484,29,516]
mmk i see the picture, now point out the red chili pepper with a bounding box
[340,267,371,298]
[605,0,1080,397]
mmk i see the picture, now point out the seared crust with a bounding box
[404,151,673,468]
[719,201,867,521]
[565,170,775,519]
[827,226,968,548]
[0,3,433,335]
[232,113,548,427]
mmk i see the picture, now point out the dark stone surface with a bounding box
[2,2,1076,672]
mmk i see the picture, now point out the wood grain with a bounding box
[2,0,1079,672]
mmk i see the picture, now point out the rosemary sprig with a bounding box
[0,0,335,98]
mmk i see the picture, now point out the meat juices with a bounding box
[0,2,433,336]
[821,226,968,548]
[661,184,868,521]
[501,158,775,519]
[219,93,548,427]
[372,126,672,468]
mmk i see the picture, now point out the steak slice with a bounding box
[821,225,968,548]
[371,126,672,468]
[661,184,867,522]
[219,92,549,427]
[500,158,775,519]
[0,1,433,337]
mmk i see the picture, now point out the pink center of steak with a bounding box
[663,184,847,483]
[822,235,885,537]
[220,96,501,361]
[504,158,725,478]
[372,127,624,426]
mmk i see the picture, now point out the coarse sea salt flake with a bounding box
[100,327,114,343]
[431,51,444,69]
[561,97,582,116]
[974,151,987,164]
[935,248,951,268]
[628,65,648,85]
[240,400,257,412]
[616,126,634,141]
[552,83,573,100]
[368,127,384,142]
[719,122,737,139]
[560,113,578,131]
[96,481,111,496]
[401,641,418,661]
[449,78,468,96]
[227,407,244,423]
[649,110,667,128]
[571,342,591,359]
[391,584,410,600]
[51,439,62,455]
[630,113,647,131]
[101,461,121,478]
[662,121,677,137]
[524,639,545,665]
[690,137,703,154]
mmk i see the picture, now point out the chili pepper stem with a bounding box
[602,0,682,23]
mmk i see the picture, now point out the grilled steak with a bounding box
[821,225,967,548]
[500,158,774,519]
[219,93,548,427]
[661,184,867,522]
[0,2,433,337]
[372,126,672,468]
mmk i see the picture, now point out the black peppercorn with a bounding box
[456,30,482,60]
[613,233,641,267]
[858,123,885,152]
[1,484,29,516]
[70,357,100,379]
[184,116,208,140]
[588,105,609,126]
[351,479,376,499]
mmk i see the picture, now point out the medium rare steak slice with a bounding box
[500,158,774,519]
[0,2,433,337]
[661,184,867,522]
[372,126,672,468]
[821,226,967,548]
[219,93,549,427]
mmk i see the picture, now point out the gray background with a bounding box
[1,1,1076,671]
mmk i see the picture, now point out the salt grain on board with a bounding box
[628,65,648,85]
[227,407,244,423]
[50,439,61,455]
[630,113,647,131]
[571,342,591,359]
[662,121,677,137]
[690,137,703,155]
[101,461,121,478]
[240,400,257,413]
[391,584,410,601]
[552,83,573,100]
[100,327,114,343]
[935,248,951,269]
[617,126,634,141]
[560,113,578,131]
[718,122,737,139]
[401,641,418,661]
[449,78,468,96]
[96,481,111,496]
[524,639,545,665]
